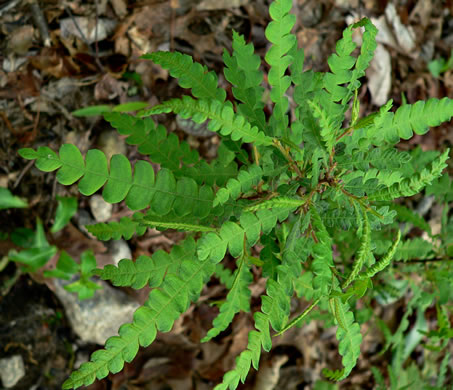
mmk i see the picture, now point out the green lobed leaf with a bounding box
[87,216,147,240]
[142,96,273,146]
[223,30,266,132]
[370,97,453,145]
[264,0,296,136]
[51,196,77,233]
[367,149,450,201]
[202,255,252,342]
[331,299,363,380]
[9,246,57,272]
[20,144,217,217]
[0,187,28,210]
[63,244,216,389]
[143,51,226,102]
[72,105,111,117]
[94,237,196,289]
[44,250,79,280]
[342,211,371,289]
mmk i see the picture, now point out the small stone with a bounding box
[97,130,127,162]
[75,209,95,235]
[2,56,27,73]
[53,278,139,345]
[176,116,212,138]
[89,194,113,223]
[0,355,25,388]
[108,239,132,267]
[335,0,359,7]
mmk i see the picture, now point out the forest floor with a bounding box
[0,0,452,389]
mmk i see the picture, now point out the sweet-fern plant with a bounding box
[18,0,453,388]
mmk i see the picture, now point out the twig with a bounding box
[13,160,35,189]
[339,187,384,220]
[0,111,14,133]
[64,5,90,46]
[29,0,51,47]
[94,0,100,61]
[46,175,58,225]
[336,126,353,142]
[273,139,303,177]
[0,0,21,17]
[32,102,40,139]
[170,0,176,51]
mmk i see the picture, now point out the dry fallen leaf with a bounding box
[367,43,392,106]
[253,354,288,390]
[385,3,416,56]
[110,0,128,18]
[60,17,117,44]
[196,0,248,11]
[94,73,128,101]
[7,25,35,55]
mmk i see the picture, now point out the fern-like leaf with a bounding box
[311,207,334,297]
[370,97,453,145]
[223,31,266,131]
[336,147,411,171]
[329,299,363,380]
[104,113,198,170]
[142,96,273,146]
[216,217,310,388]
[202,254,252,341]
[142,51,226,102]
[198,208,293,262]
[367,149,449,201]
[390,204,431,235]
[342,211,370,289]
[93,237,196,289]
[322,368,346,381]
[360,230,401,279]
[19,146,218,217]
[264,0,296,136]
[138,213,216,232]
[244,196,307,212]
[308,99,338,152]
[86,216,146,240]
[393,237,433,261]
[310,18,377,151]
[104,112,238,186]
[214,165,263,207]
[20,145,155,209]
[324,18,377,104]
[63,241,216,389]
[436,352,451,388]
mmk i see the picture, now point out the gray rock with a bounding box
[107,239,132,267]
[53,278,139,345]
[75,209,95,235]
[97,129,127,162]
[176,116,213,138]
[0,355,25,388]
[89,194,113,223]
